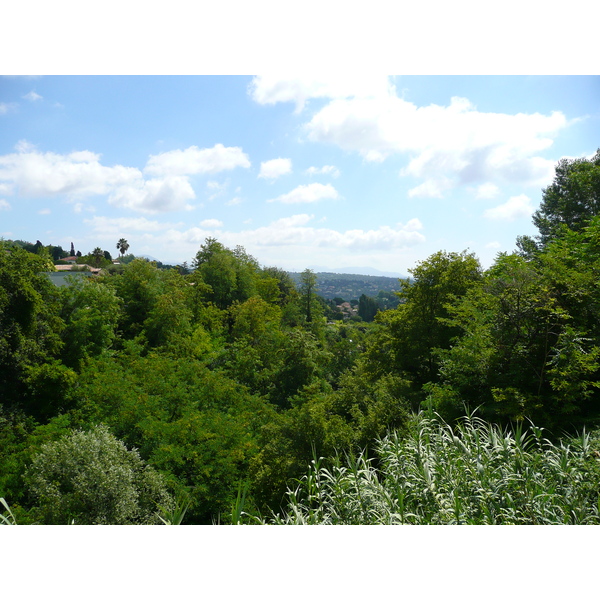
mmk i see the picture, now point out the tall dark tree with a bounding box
[358,294,378,322]
[91,247,104,268]
[532,149,600,246]
[299,269,319,323]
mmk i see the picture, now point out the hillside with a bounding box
[288,271,405,301]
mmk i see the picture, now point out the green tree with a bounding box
[59,277,123,366]
[366,250,483,399]
[192,238,261,310]
[0,243,70,418]
[532,149,600,246]
[427,251,598,426]
[298,268,322,325]
[25,425,174,524]
[91,247,104,268]
[358,294,378,322]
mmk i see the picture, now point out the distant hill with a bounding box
[288,271,406,301]
[307,265,405,278]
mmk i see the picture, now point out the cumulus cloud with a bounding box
[235,214,425,251]
[85,216,179,234]
[249,78,568,195]
[0,148,140,198]
[486,241,502,248]
[483,194,535,221]
[0,147,205,213]
[108,176,196,213]
[226,197,242,206]
[249,75,394,112]
[258,158,292,179]
[476,183,501,199]
[22,91,42,102]
[38,208,50,215]
[200,218,223,228]
[267,183,339,204]
[306,165,340,178]
[0,199,10,210]
[144,144,250,177]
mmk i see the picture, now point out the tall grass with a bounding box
[258,413,600,524]
[1,498,17,525]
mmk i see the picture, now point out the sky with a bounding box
[1,74,599,276]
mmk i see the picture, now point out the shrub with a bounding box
[25,425,174,524]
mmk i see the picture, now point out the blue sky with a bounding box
[1,75,599,275]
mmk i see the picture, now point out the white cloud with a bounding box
[15,139,36,153]
[0,147,202,213]
[108,176,196,213]
[38,208,51,215]
[226,197,242,206]
[0,199,10,210]
[408,177,454,199]
[199,219,223,228]
[283,86,569,195]
[486,241,502,248]
[0,102,18,115]
[249,75,394,112]
[476,183,501,199]
[305,165,340,178]
[207,180,226,190]
[145,144,250,177]
[23,91,42,102]
[258,158,292,179]
[85,216,178,234]
[483,194,535,221]
[267,182,339,204]
[0,148,140,198]
[238,214,425,251]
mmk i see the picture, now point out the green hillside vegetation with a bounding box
[288,270,403,301]
[2,150,600,525]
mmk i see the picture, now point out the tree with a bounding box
[91,247,104,268]
[298,269,321,324]
[59,277,123,365]
[191,238,261,310]
[116,238,130,258]
[0,243,69,418]
[25,425,174,524]
[532,149,600,246]
[358,294,378,322]
[367,250,483,395]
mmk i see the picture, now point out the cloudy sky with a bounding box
[1,75,598,275]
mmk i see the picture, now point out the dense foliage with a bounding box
[2,150,600,524]
[259,412,600,525]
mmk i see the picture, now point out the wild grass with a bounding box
[257,413,600,525]
[1,497,17,525]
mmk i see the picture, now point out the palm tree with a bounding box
[116,238,130,258]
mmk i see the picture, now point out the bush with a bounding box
[26,425,174,524]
